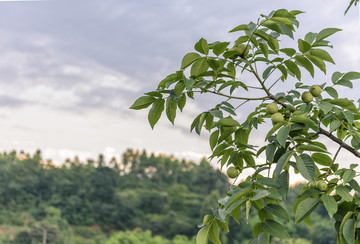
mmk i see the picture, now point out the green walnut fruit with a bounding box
[236,44,249,58]
[266,103,279,114]
[271,112,285,124]
[308,182,316,188]
[301,91,313,103]
[203,215,213,225]
[229,44,249,59]
[309,85,322,97]
[227,166,240,179]
[316,180,327,191]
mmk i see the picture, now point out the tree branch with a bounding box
[199,89,269,101]
[249,65,290,109]
[318,127,360,158]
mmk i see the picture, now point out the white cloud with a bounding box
[0,0,359,177]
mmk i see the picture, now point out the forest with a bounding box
[0,149,339,243]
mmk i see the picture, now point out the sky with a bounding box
[0,0,359,175]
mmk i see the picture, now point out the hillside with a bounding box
[0,150,336,243]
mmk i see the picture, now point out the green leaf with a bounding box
[284,60,301,80]
[298,39,311,53]
[343,219,355,244]
[316,28,342,41]
[213,42,230,56]
[277,125,290,148]
[227,62,236,78]
[311,153,332,166]
[181,52,201,69]
[243,152,255,167]
[274,9,297,17]
[343,170,356,183]
[209,130,219,151]
[290,115,317,129]
[218,117,240,127]
[277,171,289,200]
[251,189,270,201]
[218,129,235,144]
[158,73,181,89]
[194,38,209,55]
[304,32,317,45]
[270,17,294,30]
[305,54,326,73]
[332,71,344,83]
[257,177,280,188]
[329,98,359,114]
[250,232,269,244]
[343,71,360,80]
[229,24,249,33]
[330,120,342,132]
[166,97,177,124]
[319,101,333,114]
[295,197,319,223]
[310,49,335,64]
[321,194,338,217]
[264,204,289,221]
[260,220,290,239]
[349,179,360,192]
[261,20,283,33]
[297,144,328,153]
[208,222,221,244]
[266,143,277,163]
[228,203,241,224]
[212,143,229,157]
[336,79,353,88]
[235,128,249,144]
[336,185,353,202]
[196,224,211,244]
[259,42,269,59]
[262,66,275,79]
[195,113,207,135]
[191,57,209,76]
[294,55,314,77]
[130,96,156,110]
[148,99,165,129]
[295,154,315,181]
[274,151,294,178]
[324,87,338,99]
[174,82,186,97]
[178,94,186,112]
[280,48,296,57]
[265,122,286,140]
[340,212,353,238]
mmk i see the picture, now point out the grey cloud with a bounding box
[0,95,25,107]
[0,0,357,115]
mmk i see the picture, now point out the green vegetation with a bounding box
[130,6,360,244]
[0,150,341,243]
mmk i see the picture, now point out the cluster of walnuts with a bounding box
[225,85,323,180]
[267,85,322,124]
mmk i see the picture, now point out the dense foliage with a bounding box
[0,149,228,243]
[131,6,360,244]
[0,150,343,243]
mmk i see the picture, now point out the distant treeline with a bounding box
[0,149,337,243]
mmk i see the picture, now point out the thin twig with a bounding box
[326,146,342,176]
[198,89,269,101]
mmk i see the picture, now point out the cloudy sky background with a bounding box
[0,1,359,179]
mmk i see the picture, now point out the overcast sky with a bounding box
[0,0,359,174]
